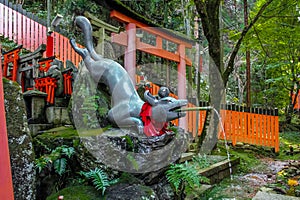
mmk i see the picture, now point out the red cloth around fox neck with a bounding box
[139,102,169,137]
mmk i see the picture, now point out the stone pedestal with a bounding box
[46,106,71,126]
[23,90,47,124]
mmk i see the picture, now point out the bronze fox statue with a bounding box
[70,16,187,136]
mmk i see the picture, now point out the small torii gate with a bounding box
[110,10,194,129]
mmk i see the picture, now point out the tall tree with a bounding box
[193,0,274,153]
[246,0,300,124]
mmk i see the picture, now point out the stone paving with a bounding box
[252,191,300,200]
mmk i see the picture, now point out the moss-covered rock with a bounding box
[46,185,104,200]
[3,78,36,200]
[105,183,158,200]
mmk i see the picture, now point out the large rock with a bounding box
[105,183,158,200]
[3,78,36,200]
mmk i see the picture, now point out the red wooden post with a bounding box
[46,34,54,57]
[178,44,187,129]
[125,23,136,85]
[0,46,15,200]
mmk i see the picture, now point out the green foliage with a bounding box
[166,161,209,196]
[80,168,119,196]
[192,154,211,169]
[35,145,75,175]
[244,0,300,112]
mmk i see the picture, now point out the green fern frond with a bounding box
[80,167,111,196]
[54,158,67,176]
[61,147,75,158]
[166,161,209,195]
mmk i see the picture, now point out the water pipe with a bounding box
[175,106,213,112]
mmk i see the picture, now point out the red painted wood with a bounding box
[0,3,3,35]
[42,25,47,57]
[111,32,128,46]
[38,23,43,47]
[113,30,192,66]
[64,36,68,65]
[70,49,74,66]
[177,44,187,129]
[67,41,72,62]
[22,13,26,47]
[0,46,15,200]
[59,34,64,62]
[54,32,60,57]
[4,5,8,38]
[46,35,54,57]
[8,7,12,40]
[124,23,136,85]
[110,10,193,48]
[17,12,22,45]
[13,10,17,43]
[30,19,35,51]
[26,18,31,50]
[34,21,39,50]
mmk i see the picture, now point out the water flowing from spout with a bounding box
[177,106,234,181]
[211,107,233,181]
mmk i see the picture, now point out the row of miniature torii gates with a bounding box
[0,10,195,199]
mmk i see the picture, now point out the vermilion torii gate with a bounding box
[110,10,194,129]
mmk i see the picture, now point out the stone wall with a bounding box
[3,78,36,200]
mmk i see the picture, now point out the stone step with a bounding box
[185,184,213,200]
[179,152,195,163]
[252,191,300,200]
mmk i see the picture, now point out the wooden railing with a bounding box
[146,81,279,152]
[219,105,279,152]
[0,0,82,66]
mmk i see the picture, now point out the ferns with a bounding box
[35,145,75,175]
[166,161,209,196]
[54,158,67,176]
[80,168,118,196]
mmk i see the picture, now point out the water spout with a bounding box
[175,106,213,112]
[177,106,234,181]
[211,107,233,181]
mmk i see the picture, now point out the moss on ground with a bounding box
[46,185,105,200]
[277,131,300,161]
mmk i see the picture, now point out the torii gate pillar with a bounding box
[0,47,15,200]
[178,44,187,129]
[125,23,136,85]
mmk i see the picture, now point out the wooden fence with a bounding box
[0,0,82,66]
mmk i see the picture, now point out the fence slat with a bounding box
[274,109,279,152]
[8,6,12,40]
[30,18,35,51]
[0,3,3,35]
[13,8,17,42]
[54,32,60,57]
[63,36,68,65]
[4,3,8,38]
[34,20,39,50]
[17,9,22,45]
[267,110,271,147]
